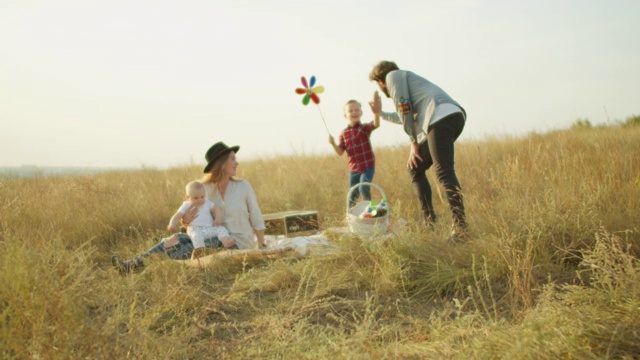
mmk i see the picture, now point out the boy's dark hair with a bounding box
[369,61,400,82]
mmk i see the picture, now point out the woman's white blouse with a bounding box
[204,180,265,249]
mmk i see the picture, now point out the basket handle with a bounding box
[345,182,387,215]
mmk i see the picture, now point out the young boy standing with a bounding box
[329,93,381,207]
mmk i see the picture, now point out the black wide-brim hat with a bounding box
[203,142,240,173]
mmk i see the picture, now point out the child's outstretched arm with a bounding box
[212,205,223,226]
[167,210,184,232]
[329,135,345,156]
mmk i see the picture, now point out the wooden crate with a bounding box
[264,210,319,237]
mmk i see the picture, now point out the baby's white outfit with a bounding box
[178,200,230,249]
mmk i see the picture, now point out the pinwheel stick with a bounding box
[316,105,330,135]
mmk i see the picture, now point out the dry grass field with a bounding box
[1,123,639,359]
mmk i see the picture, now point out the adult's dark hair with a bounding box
[369,61,400,82]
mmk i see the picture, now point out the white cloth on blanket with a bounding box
[264,229,340,257]
[260,221,407,257]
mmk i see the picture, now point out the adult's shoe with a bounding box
[449,227,470,244]
[111,254,145,274]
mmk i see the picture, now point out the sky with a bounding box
[1,0,639,169]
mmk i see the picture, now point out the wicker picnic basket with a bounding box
[346,182,390,238]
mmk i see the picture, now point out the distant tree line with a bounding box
[572,113,640,129]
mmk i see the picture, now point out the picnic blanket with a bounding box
[179,229,338,268]
[178,220,406,269]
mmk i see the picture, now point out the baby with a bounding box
[167,180,236,249]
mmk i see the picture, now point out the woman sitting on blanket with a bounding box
[112,141,267,273]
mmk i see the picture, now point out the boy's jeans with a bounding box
[348,165,376,207]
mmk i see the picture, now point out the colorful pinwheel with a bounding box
[295,76,325,105]
[294,75,330,134]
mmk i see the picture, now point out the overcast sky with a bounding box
[1,0,638,168]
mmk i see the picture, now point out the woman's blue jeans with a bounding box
[348,166,375,207]
[140,233,226,260]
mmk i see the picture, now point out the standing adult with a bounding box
[112,141,267,273]
[369,61,468,240]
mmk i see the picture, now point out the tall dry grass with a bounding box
[1,125,639,359]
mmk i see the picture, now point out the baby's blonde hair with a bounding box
[185,180,205,197]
